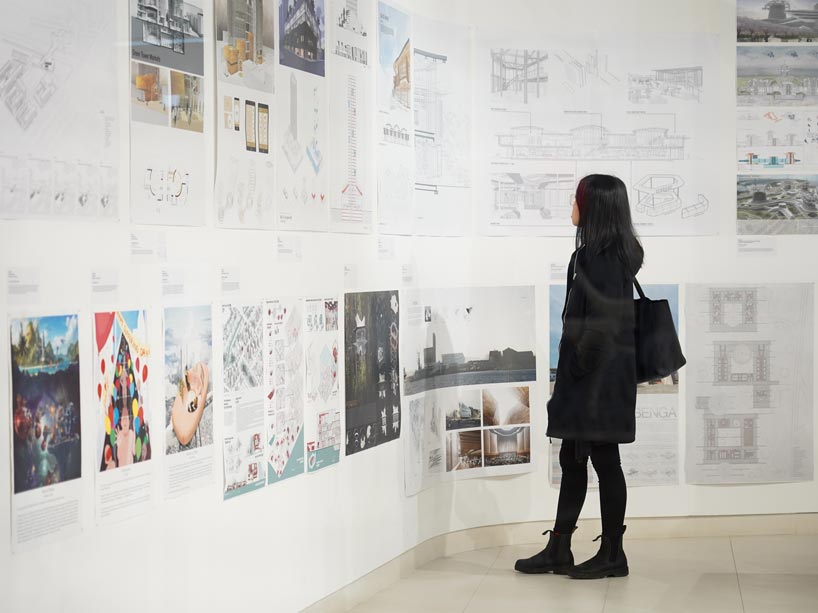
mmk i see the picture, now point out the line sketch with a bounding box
[491,172,573,221]
[633,174,710,218]
[490,48,548,103]
[554,48,620,94]
[281,72,303,171]
[628,66,703,103]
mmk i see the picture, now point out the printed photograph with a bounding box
[131,61,170,127]
[737,46,818,106]
[95,311,152,471]
[164,305,213,454]
[549,284,680,393]
[482,386,530,426]
[377,2,411,111]
[216,0,275,92]
[279,0,325,77]
[403,286,536,395]
[738,0,818,42]
[10,315,81,494]
[170,70,204,132]
[130,0,205,75]
[444,389,482,431]
[445,429,482,472]
[344,290,400,455]
[738,174,818,234]
[483,426,531,467]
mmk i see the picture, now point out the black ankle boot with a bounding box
[514,527,576,574]
[568,525,629,579]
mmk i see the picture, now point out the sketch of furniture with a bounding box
[633,174,684,215]
[282,73,303,171]
[491,48,547,103]
[497,124,685,160]
[492,172,573,219]
[628,66,703,103]
[682,193,710,218]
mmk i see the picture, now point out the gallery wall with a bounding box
[1,1,817,612]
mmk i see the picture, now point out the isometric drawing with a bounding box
[282,72,303,171]
[633,174,684,215]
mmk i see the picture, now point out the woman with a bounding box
[516,174,643,580]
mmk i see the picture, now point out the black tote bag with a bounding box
[632,278,686,384]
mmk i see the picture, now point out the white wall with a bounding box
[1,1,816,611]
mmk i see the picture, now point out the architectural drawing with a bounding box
[737,174,818,234]
[628,66,703,103]
[131,0,205,75]
[554,48,620,94]
[490,49,548,103]
[265,299,305,484]
[0,0,118,219]
[328,0,373,233]
[279,0,325,77]
[216,0,275,93]
[737,45,818,106]
[686,284,814,484]
[492,172,573,221]
[222,305,263,393]
[277,65,328,230]
[633,174,710,218]
[143,166,191,208]
[497,123,686,161]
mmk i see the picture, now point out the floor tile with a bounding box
[731,535,818,575]
[739,573,818,613]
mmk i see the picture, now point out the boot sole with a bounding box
[568,566,629,579]
[514,566,573,575]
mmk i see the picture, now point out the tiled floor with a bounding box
[347,534,818,612]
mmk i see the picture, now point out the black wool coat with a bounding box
[546,245,639,444]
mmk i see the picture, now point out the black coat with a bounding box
[546,246,638,444]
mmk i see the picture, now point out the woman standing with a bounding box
[516,174,643,580]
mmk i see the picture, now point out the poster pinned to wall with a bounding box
[402,286,536,495]
[412,15,472,236]
[276,0,329,231]
[548,284,681,488]
[304,297,341,472]
[163,305,214,499]
[685,283,814,484]
[476,33,719,236]
[0,0,118,220]
[222,303,267,499]
[344,290,401,455]
[9,314,83,551]
[129,0,208,226]
[264,298,305,483]
[94,310,154,523]
[214,0,276,230]
[328,0,375,233]
[376,2,415,234]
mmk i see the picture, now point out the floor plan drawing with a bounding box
[0,0,118,219]
[686,284,814,484]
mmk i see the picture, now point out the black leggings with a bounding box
[554,439,627,536]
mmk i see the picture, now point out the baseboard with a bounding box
[302,512,818,612]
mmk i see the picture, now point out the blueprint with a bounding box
[0,0,118,219]
[685,284,814,484]
[476,33,720,236]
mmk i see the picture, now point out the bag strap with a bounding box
[633,276,645,299]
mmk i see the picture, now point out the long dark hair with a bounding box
[574,174,643,274]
